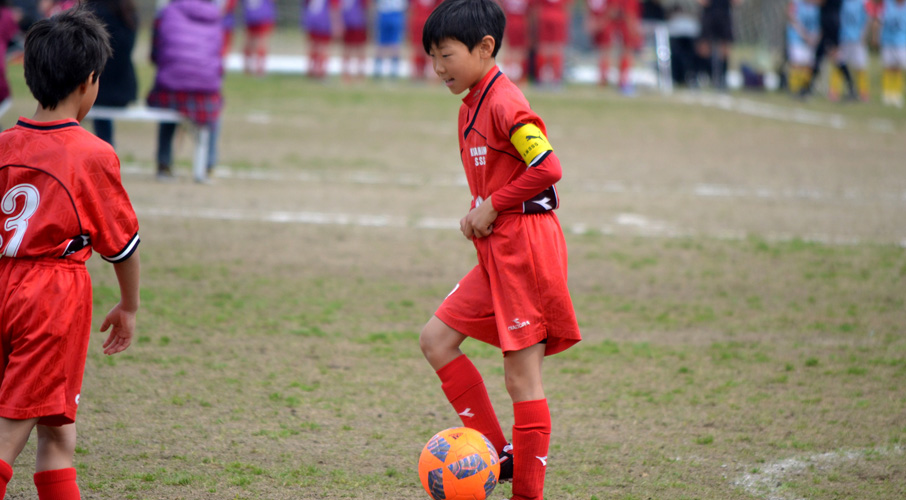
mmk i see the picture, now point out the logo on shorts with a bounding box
[508,318,531,331]
[75,394,80,405]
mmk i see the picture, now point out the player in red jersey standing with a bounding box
[502,0,531,83]
[409,0,438,80]
[587,0,641,93]
[0,9,141,500]
[535,0,571,86]
[420,1,582,498]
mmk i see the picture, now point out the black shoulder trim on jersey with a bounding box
[101,232,140,264]
[0,164,85,236]
[508,122,526,136]
[16,120,80,131]
[463,71,503,140]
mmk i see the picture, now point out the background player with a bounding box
[241,0,277,76]
[876,0,906,106]
[340,0,368,81]
[831,0,871,100]
[501,0,530,83]
[696,0,744,90]
[374,0,405,78]
[409,0,438,81]
[535,0,570,86]
[420,1,582,498]
[587,0,641,93]
[787,0,821,94]
[0,8,141,499]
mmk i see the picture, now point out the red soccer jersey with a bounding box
[0,118,140,262]
[458,68,561,215]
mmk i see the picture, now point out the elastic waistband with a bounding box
[0,256,86,270]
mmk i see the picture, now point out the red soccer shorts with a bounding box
[343,28,368,45]
[246,22,275,37]
[598,19,641,50]
[537,11,568,44]
[0,258,92,426]
[435,212,581,356]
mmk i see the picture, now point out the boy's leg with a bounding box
[34,424,79,500]
[504,344,549,500]
[421,316,509,453]
[0,417,39,497]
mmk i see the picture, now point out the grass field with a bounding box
[3,37,906,500]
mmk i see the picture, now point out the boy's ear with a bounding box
[478,35,496,59]
[79,72,97,94]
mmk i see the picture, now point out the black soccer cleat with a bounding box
[497,443,513,483]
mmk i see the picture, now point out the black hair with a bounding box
[23,6,112,110]
[422,0,505,57]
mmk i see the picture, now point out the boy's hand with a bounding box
[100,303,136,355]
[461,197,499,239]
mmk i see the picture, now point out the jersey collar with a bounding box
[462,66,503,108]
[16,117,81,131]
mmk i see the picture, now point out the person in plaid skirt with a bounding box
[147,0,224,180]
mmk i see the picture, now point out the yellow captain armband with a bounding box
[510,123,553,168]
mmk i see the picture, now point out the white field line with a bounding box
[676,92,897,134]
[121,164,906,205]
[733,446,904,500]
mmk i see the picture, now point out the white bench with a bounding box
[85,105,212,183]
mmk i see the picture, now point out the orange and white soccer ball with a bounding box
[418,427,500,500]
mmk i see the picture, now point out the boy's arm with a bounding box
[100,249,141,355]
[491,122,562,213]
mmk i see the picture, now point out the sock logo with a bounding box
[458,408,475,418]
[536,456,548,466]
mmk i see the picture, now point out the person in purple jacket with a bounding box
[147,0,224,181]
[242,0,276,76]
[302,0,338,79]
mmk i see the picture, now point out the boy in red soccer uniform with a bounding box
[409,0,438,80]
[0,8,141,499]
[501,0,531,83]
[420,1,581,498]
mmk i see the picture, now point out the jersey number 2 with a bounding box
[1,184,40,257]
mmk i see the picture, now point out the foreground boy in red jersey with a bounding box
[419,1,581,498]
[0,8,141,499]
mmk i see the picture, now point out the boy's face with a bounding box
[428,38,492,95]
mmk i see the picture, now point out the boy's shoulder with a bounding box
[1,119,117,164]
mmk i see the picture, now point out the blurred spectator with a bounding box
[696,0,743,89]
[409,0,437,80]
[147,0,224,180]
[85,0,138,147]
[0,0,20,122]
[242,0,276,76]
[374,0,405,78]
[501,0,530,83]
[340,0,367,81]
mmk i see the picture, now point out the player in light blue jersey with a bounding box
[876,0,906,106]
[832,0,871,100]
[787,0,822,94]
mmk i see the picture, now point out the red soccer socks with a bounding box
[511,398,551,500]
[0,458,12,498]
[34,467,80,500]
[436,354,509,454]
